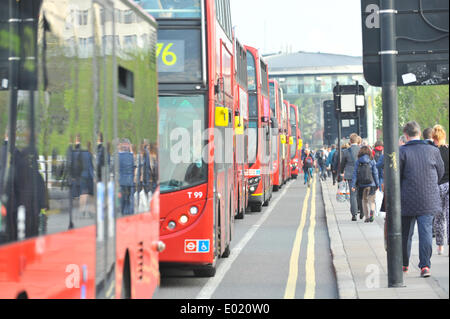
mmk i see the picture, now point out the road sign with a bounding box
[333,83,366,120]
[361,0,449,87]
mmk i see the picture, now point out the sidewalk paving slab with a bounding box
[320,178,449,299]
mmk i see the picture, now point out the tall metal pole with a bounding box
[380,0,404,288]
[355,81,361,137]
[335,83,342,173]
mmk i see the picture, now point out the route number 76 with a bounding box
[156,43,177,66]
[188,192,203,199]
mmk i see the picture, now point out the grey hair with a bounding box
[402,121,421,138]
[399,135,408,145]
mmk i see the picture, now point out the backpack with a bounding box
[357,161,374,185]
[305,156,314,167]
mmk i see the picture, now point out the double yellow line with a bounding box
[284,175,317,299]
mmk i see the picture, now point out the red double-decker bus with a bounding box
[233,40,249,220]
[289,104,301,179]
[245,46,272,213]
[0,0,162,299]
[140,0,235,277]
[269,80,284,192]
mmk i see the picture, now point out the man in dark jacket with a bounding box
[340,133,361,221]
[400,121,444,278]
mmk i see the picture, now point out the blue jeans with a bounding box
[402,215,434,269]
[304,168,313,184]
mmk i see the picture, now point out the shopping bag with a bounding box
[375,190,384,217]
[336,181,349,202]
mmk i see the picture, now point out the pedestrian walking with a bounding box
[303,149,315,187]
[339,133,361,221]
[315,146,327,181]
[431,125,449,256]
[327,145,337,184]
[119,139,136,215]
[399,121,444,277]
[351,146,379,223]
[423,127,434,145]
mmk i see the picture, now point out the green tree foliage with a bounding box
[375,85,449,141]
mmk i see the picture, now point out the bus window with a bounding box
[138,0,201,19]
[248,120,257,167]
[158,95,207,193]
[247,52,257,91]
[157,29,202,83]
[269,82,277,118]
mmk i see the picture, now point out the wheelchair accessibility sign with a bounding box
[185,239,210,253]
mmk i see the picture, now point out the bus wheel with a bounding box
[236,207,245,219]
[263,197,270,207]
[273,185,279,192]
[221,244,231,258]
[251,203,262,212]
[194,256,217,277]
[194,266,216,277]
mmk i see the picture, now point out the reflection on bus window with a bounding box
[247,53,256,91]
[138,0,201,19]
[248,94,258,118]
[118,139,135,215]
[158,95,206,193]
[269,83,276,118]
[248,120,257,166]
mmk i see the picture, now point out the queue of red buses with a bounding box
[0,0,162,298]
[0,0,304,298]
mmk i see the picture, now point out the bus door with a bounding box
[214,40,234,256]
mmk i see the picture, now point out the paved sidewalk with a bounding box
[320,178,449,299]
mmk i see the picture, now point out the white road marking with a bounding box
[196,182,294,299]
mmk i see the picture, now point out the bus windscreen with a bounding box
[138,0,201,19]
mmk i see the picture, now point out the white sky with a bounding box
[230,0,363,57]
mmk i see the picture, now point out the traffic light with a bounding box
[323,100,338,145]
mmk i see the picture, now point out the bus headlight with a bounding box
[179,215,189,224]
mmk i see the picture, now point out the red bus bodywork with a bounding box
[289,104,301,178]
[245,46,272,212]
[233,41,249,220]
[281,100,291,184]
[269,80,284,192]
[0,0,161,299]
